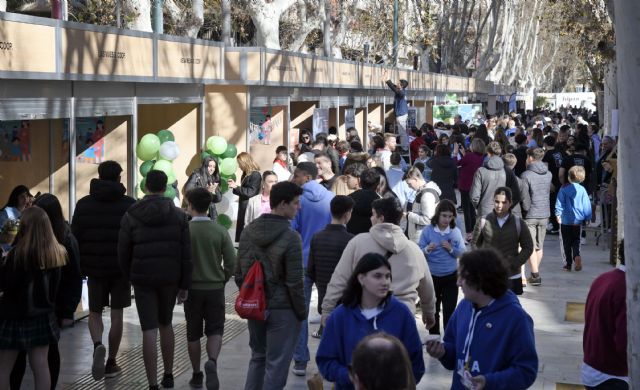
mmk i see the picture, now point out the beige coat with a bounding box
[321,223,436,322]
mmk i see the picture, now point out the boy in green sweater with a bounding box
[184,187,236,390]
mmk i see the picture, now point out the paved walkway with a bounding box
[20,229,613,389]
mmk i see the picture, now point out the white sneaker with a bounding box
[580,237,586,245]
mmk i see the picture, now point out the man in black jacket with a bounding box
[118,170,192,390]
[307,195,355,339]
[71,160,135,380]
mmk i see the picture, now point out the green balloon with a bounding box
[164,186,176,199]
[167,170,177,185]
[137,134,161,161]
[140,178,149,194]
[153,160,173,176]
[217,214,232,229]
[139,160,155,177]
[220,179,229,194]
[221,144,238,159]
[157,129,175,144]
[219,158,238,176]
[221,173,237,182]
[201,150,213,160]
[206,136,227,155]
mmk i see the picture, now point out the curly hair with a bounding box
[458,249,509,299]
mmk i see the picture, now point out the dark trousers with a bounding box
[460,190,476,234]
[549,190,559,230]
[560,224,582,267]
[429,272,459,335]
[510,278,524,295]
[10,342,60,390]
[585,379,629,390]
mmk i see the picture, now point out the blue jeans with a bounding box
[293,274,312,363]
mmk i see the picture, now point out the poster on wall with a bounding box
[249,106,277,145]
[313,108,329,138]
[63,117,107,164]
[407,107,417,129]
[0,120,31,162]
[345,109,356,130]
[432,104,483,125]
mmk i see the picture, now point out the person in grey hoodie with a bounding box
[470,142,506,219]
[520,148,552,286]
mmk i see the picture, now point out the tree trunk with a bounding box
[246,0,295,49]
[124,0,153,32]
[187,0,204,38]
[323,0,331,57]
[603,61,617,134]
[222,0,231,45]
[613,0,640,387]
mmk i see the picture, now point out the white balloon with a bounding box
[159,141,180,161]
[217,193,231,213]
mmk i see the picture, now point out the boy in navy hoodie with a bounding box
[426,249,538,390]
[555,165,592,271]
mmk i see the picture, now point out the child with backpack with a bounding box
[184,188,236,389]
[555,166,592,272]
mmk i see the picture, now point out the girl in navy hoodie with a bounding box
[316,253,424,390]
[426,249,538,390]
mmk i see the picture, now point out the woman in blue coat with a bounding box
[316,253,424,390]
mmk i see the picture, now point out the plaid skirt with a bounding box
[0,313,60,350]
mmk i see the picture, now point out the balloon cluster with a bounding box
[137,129,180,199]
[201,136,238,194]
[202,135,238,229]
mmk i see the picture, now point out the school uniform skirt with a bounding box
[0,313,60,349]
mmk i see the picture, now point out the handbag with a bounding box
[235,258,267,321]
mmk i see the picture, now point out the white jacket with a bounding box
[272,162,291,182]
[407,181,441,242]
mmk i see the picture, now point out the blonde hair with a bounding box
[568,165,586,183]
[470,138,486,154]
[237,152,260,174]
[12,207,67,270]
[405,166,425,181]
[502,153,517,170]
[331,175,354,196]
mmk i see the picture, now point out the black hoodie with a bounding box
[118,195,192,289]
[71,179,136,278]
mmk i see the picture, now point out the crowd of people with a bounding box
[0,105,628,390]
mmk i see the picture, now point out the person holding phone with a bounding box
[425,249,538,390]
[183,157,222,221]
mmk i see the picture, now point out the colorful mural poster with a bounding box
[0,120,31,162]
[249,106,276,145]
[63,117,107,164]
[433,104,483,125]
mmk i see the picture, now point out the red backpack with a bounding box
[235,260,267,321]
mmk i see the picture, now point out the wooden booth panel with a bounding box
[265,53,302,84]
[335,62,359,87]
[0,20,56,73]
[225,51,242,80]
[158,40,221,80]
[61,29,153,77]
[302,57,332,85]
[75,116,129,200]
[0,119,50,210]
[204,85,248,156]
[137,105,198,198]
[246,52,261,82]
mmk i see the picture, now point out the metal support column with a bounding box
[130,96,138,197]
[49,120,54,195]
[68,97,76,218]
